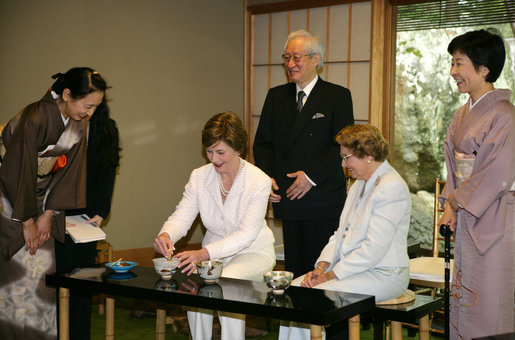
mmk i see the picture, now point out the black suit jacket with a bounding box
[253,77,354,220]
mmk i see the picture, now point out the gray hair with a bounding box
[285,30,324,69]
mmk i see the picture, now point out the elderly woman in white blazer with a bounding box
[154,112,275,340]
[280,124,410,340]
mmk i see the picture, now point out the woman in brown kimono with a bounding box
[439,30,514,339]
[0,67,108,339]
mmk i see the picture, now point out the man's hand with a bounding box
[269,178,281,203]
[286,171,313,200]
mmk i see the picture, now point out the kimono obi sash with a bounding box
[454,150,475,187]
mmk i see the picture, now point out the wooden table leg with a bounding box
[419,315,430,340]
[59,288,70,340]
[391,321,402,340]
[156,308,166,340]
[106,297,115,340]
[349,314,360,340]
[310,325,323,340]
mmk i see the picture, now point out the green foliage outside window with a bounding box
[393,24,515,193]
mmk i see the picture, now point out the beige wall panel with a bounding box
[326,63,349,89]
[254,14,270,65]
[328,4,350,61]
[271,65,288,89]
[350,62,371,122]
[308,7,328,45]
[0,0,244,251]
[271,12,289,64]
[253,66,269,116]
[351,2,372,61]
[290,9,308,32]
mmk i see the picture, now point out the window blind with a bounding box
[396,0,515,32]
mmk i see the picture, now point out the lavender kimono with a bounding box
[440,89,514,339]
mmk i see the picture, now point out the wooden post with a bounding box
[310,325,323,340]
[156,308,166,340]
[419,315,430,340]
[59,288,70,340]
[106,297,115,339]
[348,314,360,340]
[391,321,402,340]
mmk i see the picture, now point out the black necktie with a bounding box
[296,91,306,113]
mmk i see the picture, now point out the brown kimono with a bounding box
[0,91,87,339]
[440,89,514,340]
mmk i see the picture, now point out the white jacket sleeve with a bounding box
[158,169,201,244]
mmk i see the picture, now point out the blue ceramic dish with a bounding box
[105,261,138,273]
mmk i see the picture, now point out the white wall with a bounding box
[0,0,244,250]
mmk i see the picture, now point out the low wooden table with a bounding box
[46,265,375,340]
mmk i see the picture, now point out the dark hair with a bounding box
[335,124,388,162]
[87,96,121,171]
[202,111,248,154]
[447,29,506,83]
[51,67,108,99]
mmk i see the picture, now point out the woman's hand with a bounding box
[301,261,335,288]
[153,233,175,259]
[87,215,104,226]
[175,248,210,275]
[439,202,457,232]
[22,218,38,255]
[36,210,54,247]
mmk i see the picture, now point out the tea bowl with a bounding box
[196,260,223,283]
[263,271,294,295]
[153,257,180,280]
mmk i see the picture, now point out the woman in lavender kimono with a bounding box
[439,29,514,339]
[0,67,108,339]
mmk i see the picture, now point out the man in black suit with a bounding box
[253,30,354,279]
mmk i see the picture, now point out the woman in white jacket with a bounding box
[153,111,275,340]
[280,124,411,340]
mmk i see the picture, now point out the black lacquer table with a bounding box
[46,264,375,340]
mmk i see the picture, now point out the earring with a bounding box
[367,159,371,164]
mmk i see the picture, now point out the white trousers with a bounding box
[187,244,275,340]
[278,267,409,340]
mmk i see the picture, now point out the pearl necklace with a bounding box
[217,158,244,197]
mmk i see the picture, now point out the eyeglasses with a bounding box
[340,153,354,162]
[281,53,314,64]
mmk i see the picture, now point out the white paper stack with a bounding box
[66,214,106,243]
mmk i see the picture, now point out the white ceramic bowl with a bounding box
[153,257,180,280]
[196,260,223,283]
[263,271,294,295]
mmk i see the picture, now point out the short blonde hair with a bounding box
[335,124,388,162]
